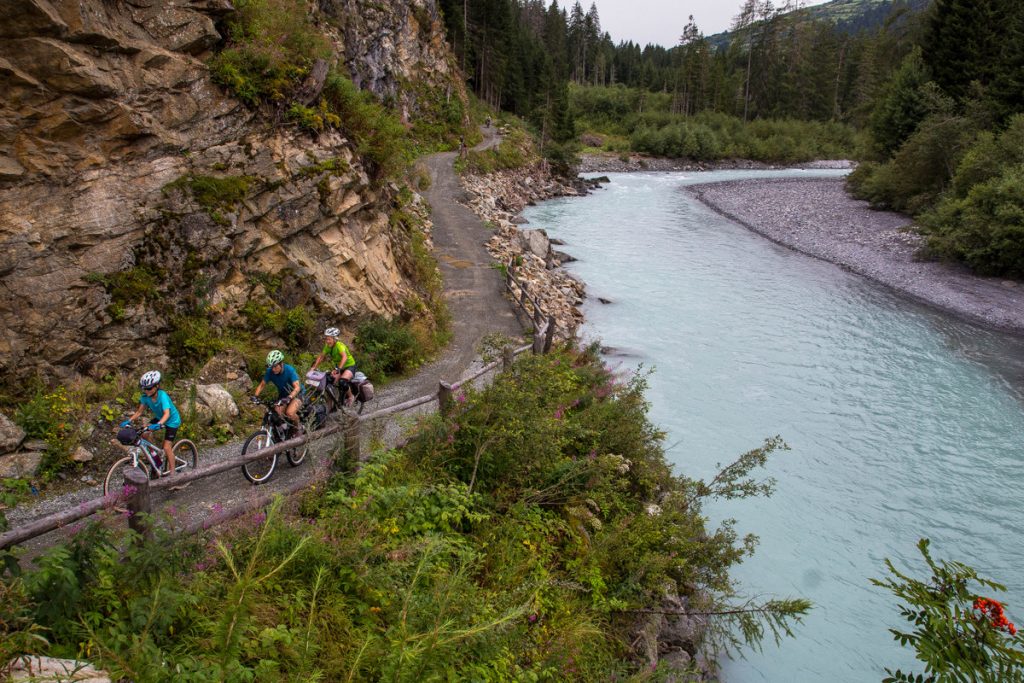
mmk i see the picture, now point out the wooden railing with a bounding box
[505,258,556,355]
[0,339,543,551]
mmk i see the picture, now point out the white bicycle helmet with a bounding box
[324,327,340,337]
[266,349,285,367]
[140,370,161,389]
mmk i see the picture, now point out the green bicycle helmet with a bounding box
[266,349,285,367]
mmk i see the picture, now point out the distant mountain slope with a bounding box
[706,0,930,50]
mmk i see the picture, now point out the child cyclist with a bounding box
[253,350,305,433]
[121,370,181,475]
[311,327,358,406]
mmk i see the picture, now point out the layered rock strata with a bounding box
[0,0,458,384]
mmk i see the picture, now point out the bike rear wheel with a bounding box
[241,431,277,484]
[103,456,153,497]
[171,439,198,475]
[286,434,308,467]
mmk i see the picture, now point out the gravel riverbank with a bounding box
[688,177,1024,334]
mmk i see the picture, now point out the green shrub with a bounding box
[323,73,411,181]
[919,164,1024,276]
[14,386,79,477]
[287,99,341,131]
[873,539,1024,681]
[167,314,224,370]
[463,127,534,174]
[209,0,331,105]
[354,316,421,380]
[5,350,807,680]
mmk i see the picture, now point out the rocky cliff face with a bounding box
[0,0,460,384]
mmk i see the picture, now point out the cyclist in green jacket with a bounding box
[311,327,358,405]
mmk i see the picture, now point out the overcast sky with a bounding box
[584,0,832,47]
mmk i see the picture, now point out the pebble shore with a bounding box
[688,177,1024,334]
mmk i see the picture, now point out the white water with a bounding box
[522,170,1024,681]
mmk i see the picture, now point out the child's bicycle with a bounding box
[103,422,198,496]
[240,397,312,484]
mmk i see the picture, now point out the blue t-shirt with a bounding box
[263,363,304,400]
[140,389,182,428]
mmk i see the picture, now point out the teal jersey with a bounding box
[140,389,182,428]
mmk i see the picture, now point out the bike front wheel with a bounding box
[241,431,277,484]
[103,456,153,497]
[171,439,198,475]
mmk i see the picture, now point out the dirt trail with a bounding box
[6,128,524,561]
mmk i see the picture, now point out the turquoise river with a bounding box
[521,170,1024,682]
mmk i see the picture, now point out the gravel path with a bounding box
[688,177,1024,334]
[5,128,525,562]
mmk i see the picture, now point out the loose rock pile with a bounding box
[460,166,592,340]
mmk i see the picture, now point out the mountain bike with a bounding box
[103,423,198,496]
[240,397,311,484]
[306,369,374,415]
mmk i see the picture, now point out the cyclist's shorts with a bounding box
[149,422,177,441]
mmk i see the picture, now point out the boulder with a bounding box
[195,383,239,422]
[516,228,550,259]
[6,655,111,682]
[70,445,94,463]
[189,401,215,427]
[0,412,26,454]
[0,451,43,479]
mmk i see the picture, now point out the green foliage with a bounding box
[167,314,224,371]
[849,106,976,214]
[405,80,471,154]
[14,386,78,477]
[354,316,422,380]
[240,295,318,354]
[208,0,331,106]
[462,127,536,174]
[573,89,857,163]
[4,349,806,679]
[164,174,254,225]
[322,73,411,181]
[287,99,341,132]
[868,48,931,158]
[872,538,1024,682]
[85,266,159,314]
[919,164,1024,276]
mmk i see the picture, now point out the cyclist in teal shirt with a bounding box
[121,370,181,474]
[253,350,305,432]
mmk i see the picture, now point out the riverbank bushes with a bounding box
[571,85,858,163]
[1,348,807,680]
[847,1,1024,278]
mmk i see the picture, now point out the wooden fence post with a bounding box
[344,412,361,463]
[502,345,514,371]
[438,381,454,417]
[543,315,556,353]
[533,302,543,330]
[123,467,152,540]
[532,326,545,355]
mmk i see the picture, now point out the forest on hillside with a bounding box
[441,0,1024,275]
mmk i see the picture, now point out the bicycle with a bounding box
[103,423,198,496]
[240,397,311,484]
[306,369,373,415]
